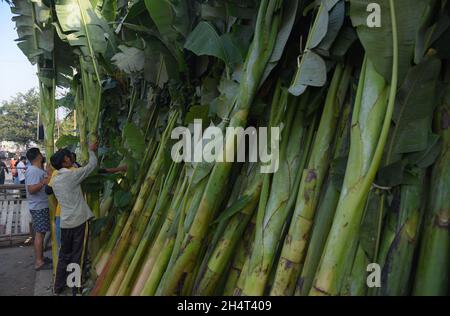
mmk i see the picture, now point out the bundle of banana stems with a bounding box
[11,0,449,296]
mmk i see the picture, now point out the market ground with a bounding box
[0,244,53,296]
[0,173,52,296]
[1,174,36,296]
[0,245,35,296]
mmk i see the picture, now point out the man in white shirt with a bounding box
[50,142,98,295]
[18,156,28,198]
[17,156,27,184]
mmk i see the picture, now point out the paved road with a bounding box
[0,174,35,296]
[0,245,36,296]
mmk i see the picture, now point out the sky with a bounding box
[0,3,38,103]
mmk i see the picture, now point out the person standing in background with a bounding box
[17,156,27,197]
[17,156,27,184]
[0,159,9,185]
[10,157,17,183]
[71,152,82,168]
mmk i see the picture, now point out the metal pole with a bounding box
[57,109,60,140]
[37,112,40,141]
[74,109,77,136]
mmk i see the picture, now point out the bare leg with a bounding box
[34,232,45,268]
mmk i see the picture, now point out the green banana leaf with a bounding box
[350,0,431,83]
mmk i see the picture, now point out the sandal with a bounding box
[35,261,52,271]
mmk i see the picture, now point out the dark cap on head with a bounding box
[50,150,70,170]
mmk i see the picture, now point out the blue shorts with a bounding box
[30,208,50,233]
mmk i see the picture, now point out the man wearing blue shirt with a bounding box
[25,148,51,271]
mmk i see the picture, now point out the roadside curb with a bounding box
[33,250,53,296]
[33,268,52,296]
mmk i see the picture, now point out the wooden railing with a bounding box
[0,185,31,247]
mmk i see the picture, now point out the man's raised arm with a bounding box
[70,143,98,185]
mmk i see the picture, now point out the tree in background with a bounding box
[0,89,39,146]
[0,88,75,149]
